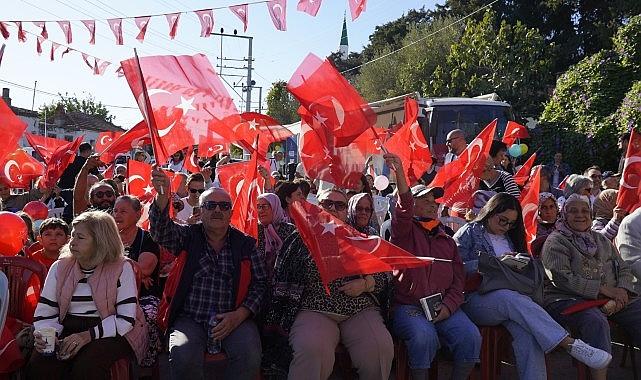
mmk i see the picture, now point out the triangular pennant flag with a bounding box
[93,59,110,76]
[50,42,60,61]
[57,21,72,44]
[61,47,72,58]
[349,0,367,20]
[165,13,180,39]
[134,16,151,42]
[36,36,44,55]
[0,22,10,40]
[15,22,26,42]
[81,20,95,44]
[81,53,94,70]
[267,0,287,31]
[107,18,123,45]
[33,21,48,38]
[195,9,214,37]
[297,0,323,16]
[229,4,249,32]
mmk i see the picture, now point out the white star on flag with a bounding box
[248,119,258,130]
[247,210,255,223]
[409,141,416,151]
[322,147,332,160]
[313,111,328,126]
[321,220,337,235]
[177,96,196,115]
[143,184,154,194]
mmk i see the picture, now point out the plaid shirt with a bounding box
[149,202,266,326]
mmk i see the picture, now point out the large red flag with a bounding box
[95,131,123,154]
[349,0,367,20]
[127,159,155,203]
[120,54,237,166]
[519,165,541,252]
[24,133,69,164]
[0,99,27,161]
[232,151,261,238]
[502,121,529,146]
[228,112,293,160]
[431,119,497,188]
[617,129,641,213]
[383,98,431,186]
[0,148,45,188]
[297,0,323,16]
[267,0,287,31]
[288,54,377,148]
[513,152,537,187]
[40,137,82,188]
[290,200,431,292]
[99,121,150,164]
[439,160,482,213]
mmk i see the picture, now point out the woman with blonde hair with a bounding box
[27,211,148,380]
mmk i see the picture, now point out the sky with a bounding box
[0,0,437,129]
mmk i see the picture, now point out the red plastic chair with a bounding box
[23,242,43,258]
[0,256,47,323]
[478,325,512,380]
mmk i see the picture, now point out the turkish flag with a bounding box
[93,59,111,76]
[431,119,497,188]
[183,145,200,173]
[81,20,95,44]
[267,0,287,31]
[0,100,27,161]
[288,54,377,148]
[439,161,482,213]
[127,159,156,203]
[217,159,267,206]
[36,36,44,55]
[107,18,124,45]
[57,21,72,44]
[195,9,214,37]
[50,42,60,61]
[351,125,389,156]
[120,53,237,166]
[229,4,249,32]
[33,21,48,38]
[41,137,83,189]
[617,129,641,213]
[95,131,123,154]
[0,22,9,40]
[99,121,150,164]
[383,98,431,186]
[228,112,293,159]
[348,0,367,20]
[297,0,322,16]
[232,151,261,238]
[134,16,151,42]
[24,133,68,164]
[0,148,45,188]
[513,152,537,187]
[558,175,569,190]
[290,200,431,292]
[165,13,180,39]
[15,22,26,42]
[502,121,529,146]
[519,165,541,252]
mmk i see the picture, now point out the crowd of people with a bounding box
[0,126,640,380]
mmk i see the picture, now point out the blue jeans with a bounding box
[463,290,568,380]
[391,304,481,369]
[168,316,262,380]
[547,298,641,354]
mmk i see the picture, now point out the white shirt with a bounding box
[175,197,195,223]
[444,152,458,165]
[486,232,513,257]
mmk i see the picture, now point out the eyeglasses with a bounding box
[189,188,206,194]
[256,204,271,211]
[496,215,517,229]
[201,201,232,211]
[94,190,115,198]
[446,136,462,144]
[355,206,373,214]
[319,199,347,212]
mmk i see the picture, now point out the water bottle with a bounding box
[207,314,222,354]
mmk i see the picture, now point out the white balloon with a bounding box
[373,175,389,191]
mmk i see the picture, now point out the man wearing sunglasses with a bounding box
[175,173,207,225]
[149,166,266,380]
[444,129,467,165]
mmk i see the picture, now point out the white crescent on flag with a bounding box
[4,160,19,182]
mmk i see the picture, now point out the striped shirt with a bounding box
[592,217,621,242]
[33,261,138,339]
[480,170,521,198]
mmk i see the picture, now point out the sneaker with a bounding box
[568,339,612,370]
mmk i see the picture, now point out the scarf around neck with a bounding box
[556,194,598,256]
[258,193,286,258]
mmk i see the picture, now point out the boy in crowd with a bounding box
[31,218,70,271]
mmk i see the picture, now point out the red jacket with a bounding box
[390,191,465,314]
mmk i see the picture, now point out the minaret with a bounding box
[339,14,348,60]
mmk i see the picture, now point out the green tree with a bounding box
[616,80,641,132]
[265,80,299,125]
[39,93,114,123]
[327,51,363,83]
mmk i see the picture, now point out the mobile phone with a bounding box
[192,206,201,215]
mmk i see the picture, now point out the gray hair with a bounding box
[563,174,593,198]
[198,187,231,206]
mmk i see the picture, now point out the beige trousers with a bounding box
[288,308,394,380]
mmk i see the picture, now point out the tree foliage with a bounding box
[39,93,114,123]
[265,80,299,125]
[327,51,363,83]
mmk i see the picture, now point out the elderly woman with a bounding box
[112,195,162,367]
[531,192,559,257]
[542,194,641,380]
[454,193,612,379]
[257,192,296,280]
[263,188,393,380]
[347,192,378,236]
[27,211,148,380]
[558,174,593,209]
[591,189,627,241]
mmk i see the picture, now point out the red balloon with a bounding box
[23,201,49,221]
[0,212,28,256]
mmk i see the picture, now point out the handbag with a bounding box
[477,251,545,305]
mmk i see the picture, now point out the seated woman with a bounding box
[542,194,641,380]
[454,193,612,379]
[112,195,162,367]
[263,188,393,380]
[275,181,305,221]
[558,174,593,209]
[591,189,626,241]
[27,211,148,380]
[257,192,296,280]
[530,192,559,257]
[346,193,378,236]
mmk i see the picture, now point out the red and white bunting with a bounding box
[107,18,123,45]
[165,13,180,39]
[15,22,26,42]
[134,16,151,42]
[195,9,214,37]
[61,46,71,58]
[50,42,60,61]
[297,0,323,16]
[0,22,10,40]
[81,20,95,44]
[81,53,94,70]
[36,36,44,55]
[57,21,72,44]
[229,4,249,32]
[348,0,367,21]
[267,0,287,31]
[33,21,48,38]
[93,58,110,75]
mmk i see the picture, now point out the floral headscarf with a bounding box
[537,192,558,223]
[555,194,597,256]
[257,193,286,257]
[347,192,374,234]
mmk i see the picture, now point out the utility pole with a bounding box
[212,30,255,113]
[31,81,37,111]
[245,36,253,112]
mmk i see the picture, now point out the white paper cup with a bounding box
[37,327,56,355]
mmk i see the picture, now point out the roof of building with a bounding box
[11,106,39,118]
[41,110,125,133]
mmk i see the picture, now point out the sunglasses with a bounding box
[320,199,347,212]
[355,206,373,214]
[189,188,206,194]
[201,201,232,211]
[94,190,115,198]
[446,136,462,143]
[256,204,271,211]
[496,215,517,229]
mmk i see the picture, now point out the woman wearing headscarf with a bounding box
[591,189,627,241]
[531,192,559,257]
[542,194,640,380]
[557,174,593,210]
[256,193,296,280]
[347,193,378,236]
[454,193,612,379]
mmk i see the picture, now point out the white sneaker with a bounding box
[568,339,612,370]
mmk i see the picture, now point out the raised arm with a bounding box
[73,155,102,216]
[149,165,190,253]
